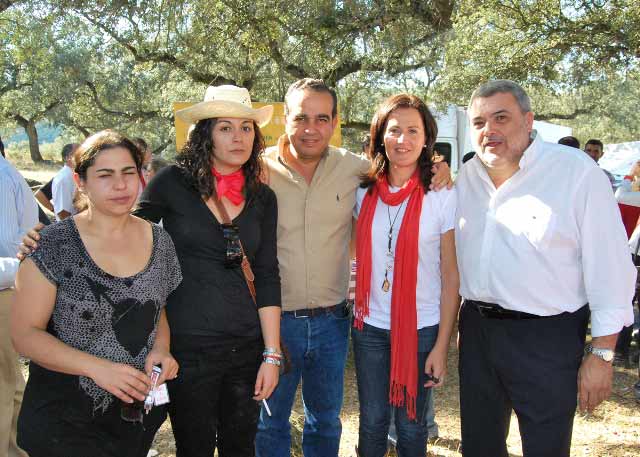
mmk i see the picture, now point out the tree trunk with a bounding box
[12,115,44,162]
[25,121,43,162]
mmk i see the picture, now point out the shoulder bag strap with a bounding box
[211,194,257,304]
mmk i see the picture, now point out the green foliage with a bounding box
[2,0,640,162]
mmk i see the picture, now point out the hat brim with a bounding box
[176,101,273,128]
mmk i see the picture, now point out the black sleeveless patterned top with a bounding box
[26,217,182,412]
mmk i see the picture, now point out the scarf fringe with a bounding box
[389,381,417,421]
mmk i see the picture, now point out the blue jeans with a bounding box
[353,322,439,457]
[255,302,350,457]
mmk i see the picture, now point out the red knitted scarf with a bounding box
[354,170,424,420]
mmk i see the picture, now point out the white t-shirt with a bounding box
[52,165,77,221]
[354,185,457,330]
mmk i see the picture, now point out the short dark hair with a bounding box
[469,80,531,113]
[61,143,77,161]
[149,157,169,174]
[284,78,338,118]
[558,136,580,149]
[360,93,438,193]
[585,139,603,150]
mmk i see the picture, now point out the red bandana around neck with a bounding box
[354,170,424,420]
[212,167,245,205]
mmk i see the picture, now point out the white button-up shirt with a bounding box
[455,132,635,337]
[52,164,76,220]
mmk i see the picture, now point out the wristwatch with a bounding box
[584,344,614,363]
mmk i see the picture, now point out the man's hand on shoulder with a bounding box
[16,222,44,260]
[430,161,453,190]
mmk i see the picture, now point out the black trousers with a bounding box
[168,336,263,457]
[458,301,589,457]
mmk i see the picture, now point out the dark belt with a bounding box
[283,302,344,319]
[466,300,560,320]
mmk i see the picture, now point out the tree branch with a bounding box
[84,81,166,121]
[536,107,591,121]
[77,10,240,86]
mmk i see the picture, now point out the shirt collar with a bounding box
[517,129,543,170]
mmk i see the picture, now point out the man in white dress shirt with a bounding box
[455,80,635,457]
[51,143,78,221]
[0,152,37,457]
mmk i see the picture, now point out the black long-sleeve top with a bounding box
[134,165,281,339]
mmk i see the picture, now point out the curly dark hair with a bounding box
[176,118,265,199]
[360,94,438,193]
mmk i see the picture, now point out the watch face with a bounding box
[600,350,614,362]
[592,347,614,362]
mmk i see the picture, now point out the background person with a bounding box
[34,178,54,213]
[0,145,38,457]
[558,135,580,149]
[51,143,79,220]
[142,156,169,183]
[136,85,282,457]
[11,130,182,457]
[352,94,459,457]
[584,138,616,189]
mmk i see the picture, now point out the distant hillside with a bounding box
[4,123,62,145]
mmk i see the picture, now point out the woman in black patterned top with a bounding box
[11,130,182,457]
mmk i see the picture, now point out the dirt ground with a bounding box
[144,338,640,457]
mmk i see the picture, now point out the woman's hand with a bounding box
[253,362,280,401]
[144,347,179,386]
[89,359,151,404]
[424,345,448,388]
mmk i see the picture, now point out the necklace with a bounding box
[382,200,406,292]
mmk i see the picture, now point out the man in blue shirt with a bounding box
[0,151,37,457]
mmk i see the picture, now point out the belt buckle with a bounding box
[293,309,309,319]
[476,304,492,317]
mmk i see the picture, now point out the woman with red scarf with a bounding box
[133,85,282,456]
[353,94,460,457]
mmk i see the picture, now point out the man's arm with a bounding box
[577,167,636,412]
[34,189,54,212]
[57,210,71,220]
[0,177,22,257]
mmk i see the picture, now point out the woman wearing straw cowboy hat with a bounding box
[134,85,283,456]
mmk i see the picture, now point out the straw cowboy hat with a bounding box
[176,85,273,128]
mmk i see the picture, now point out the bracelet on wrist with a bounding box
[263,357,282,367]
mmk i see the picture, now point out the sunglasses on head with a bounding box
[221,223,243,268]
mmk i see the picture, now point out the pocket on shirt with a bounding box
[522,208,556,251]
